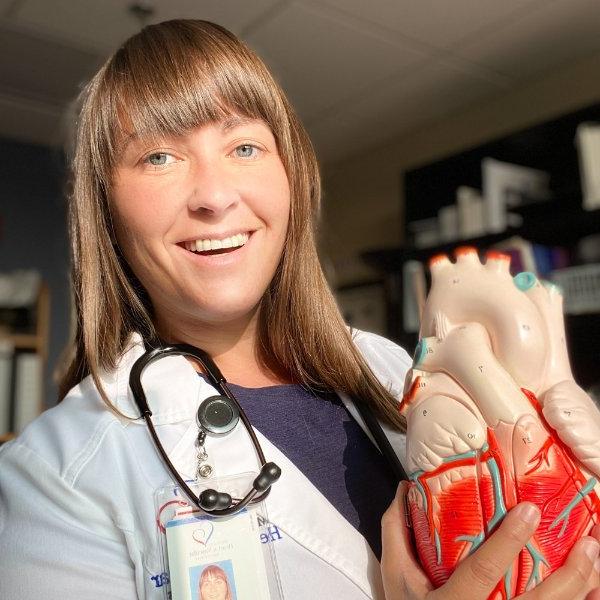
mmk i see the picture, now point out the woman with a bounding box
[0,19,598,600]
[198,565,233,600]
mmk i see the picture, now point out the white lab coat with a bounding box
[0,330,411,600]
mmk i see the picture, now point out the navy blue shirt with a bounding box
[225,381,397,559]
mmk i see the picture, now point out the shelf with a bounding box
[362,230,520,272]
[0,282,50,437]
[4,333,40,351]
[363,204,600,274]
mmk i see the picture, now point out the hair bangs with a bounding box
[90,20,283,185]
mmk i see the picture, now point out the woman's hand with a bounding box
[381,482,600,600]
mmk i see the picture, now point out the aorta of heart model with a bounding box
[401,247,600,600]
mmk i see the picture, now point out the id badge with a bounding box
[155,473,283,600]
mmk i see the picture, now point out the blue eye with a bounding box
[145,152,171,166]
[235,144,257,158]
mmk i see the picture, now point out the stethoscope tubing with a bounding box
[130,343,274,516]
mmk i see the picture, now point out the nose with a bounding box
[187,159,240,217]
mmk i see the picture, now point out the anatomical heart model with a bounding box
[401,247,600,599]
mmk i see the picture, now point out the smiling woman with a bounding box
[64,18,406,402]
[0,19,412,600]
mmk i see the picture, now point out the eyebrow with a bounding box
[116,116,261,157]
[221,115,259,132]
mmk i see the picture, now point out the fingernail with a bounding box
[581,538,600,562]
[515,503,541,525]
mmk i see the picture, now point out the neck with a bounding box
[154,307,288,387]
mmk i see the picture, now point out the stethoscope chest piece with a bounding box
[197,395,240,435]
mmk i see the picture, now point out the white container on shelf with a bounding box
[457,186,485,239]
[576,123,600,211]
[482,158,550,233]
[551,263,600,315]
[438,204,459,242]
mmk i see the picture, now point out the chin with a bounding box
[187,293,263,325]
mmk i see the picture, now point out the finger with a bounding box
[591,524,600,541]
[525,536,600,600]
[381,482,432,597]
[586,587,600,600]
[441,502,541,600]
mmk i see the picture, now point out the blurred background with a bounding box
[1,0,600,439]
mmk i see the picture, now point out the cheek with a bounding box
[266,169,292,236]
[110,185,176,250]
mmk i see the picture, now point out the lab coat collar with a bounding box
[109,333,214,425]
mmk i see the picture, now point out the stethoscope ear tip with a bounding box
[253,462,282,493]
[199,488,233,511]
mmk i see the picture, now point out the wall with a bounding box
[321,51,600,286]
[0,138,69,406]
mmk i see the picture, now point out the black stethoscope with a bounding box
[129,343,282,517]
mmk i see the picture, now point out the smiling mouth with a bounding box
[181,232,250,256]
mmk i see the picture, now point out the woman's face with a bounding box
[110,115,290,331]
[200,573,228,600]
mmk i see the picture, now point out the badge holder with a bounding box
[155,474,283,600]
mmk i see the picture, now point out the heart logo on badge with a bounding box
[192,522,214,545]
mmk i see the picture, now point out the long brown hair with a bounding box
[61,19,404,429]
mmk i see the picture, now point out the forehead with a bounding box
[202,573,225,582]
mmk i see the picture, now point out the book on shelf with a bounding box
[492,236,570,278]
[482,158,551,234]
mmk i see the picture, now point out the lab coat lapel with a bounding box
[258,430,386,600]
[338,392,407,471]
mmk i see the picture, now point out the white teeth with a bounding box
[187,233,250,253]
